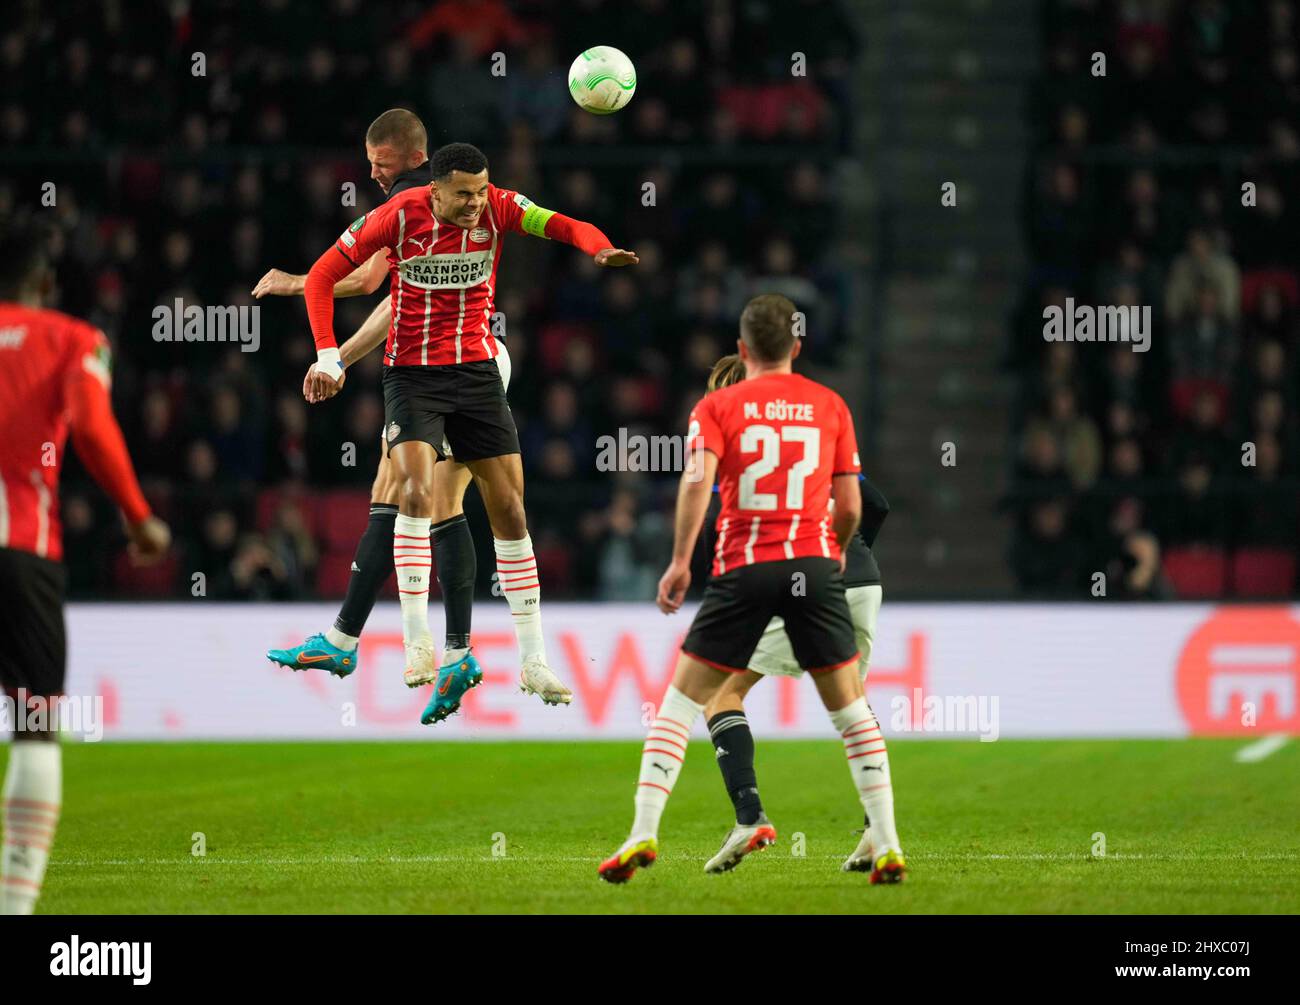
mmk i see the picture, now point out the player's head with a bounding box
[0,215,53,304]
[706,353,746,392]
[365,108,428,194]
[737,293,802,370]
[429,142,490,229]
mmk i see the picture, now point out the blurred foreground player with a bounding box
[0,219,170,914]
[698,354,905,883]
[599,294,872,883]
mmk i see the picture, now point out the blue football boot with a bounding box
[420,650,484,725]
[266,633,358,678]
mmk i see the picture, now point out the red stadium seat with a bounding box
[255,487,319,537]
[1162,546,1228,598]
[318,489,372,551]
[535,544,573,597]
[1230,549,1297,597]
[1168,377,1229,423]
[1240,269,1300,314]
[537,321,596,374]
[112,551,180,597]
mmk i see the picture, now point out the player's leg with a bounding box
[267,442,397,677]
[429,459,476,649]
[464,452,570,705]
[600,567,774,883]
[387,436,441,688]
[598,652,729,883]
[837,584,903,874]
[784,560,905,884]
[416,458,487,724]
[704,668,765,826]
[0,550,67,916]
[701,615,804,874]
[444,357,569,706]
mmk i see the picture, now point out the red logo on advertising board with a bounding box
[1176,607,1300,735]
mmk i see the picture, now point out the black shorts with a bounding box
[682,557,859,674]
[0,547,67,698]
[382,360,518,462]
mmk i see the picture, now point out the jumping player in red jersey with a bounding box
[259,111,489,700]
[0,218,170,914]
[302,140,638,725]
[599,294,872,883]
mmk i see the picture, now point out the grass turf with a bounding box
[6,738,1296,914]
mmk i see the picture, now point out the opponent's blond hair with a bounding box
[365,108,427,156]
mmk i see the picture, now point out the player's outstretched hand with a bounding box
[304,363,344,403]
[251,268,303,298]
[656,559,691,614]
[127,516,171,565]
[594,248,639,267]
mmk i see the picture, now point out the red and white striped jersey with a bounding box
[334,183,528,367]
[688,371,861,575]
[0,302,149,561]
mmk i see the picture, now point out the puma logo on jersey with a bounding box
[0,326,28,348]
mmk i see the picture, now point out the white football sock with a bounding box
[494,534,545,663]
[394,514,433,647]
[1,742,62,916]
[631,686,704,838]
[829,697,901,854]
[324,627,359,652]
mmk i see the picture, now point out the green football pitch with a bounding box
[8,738,1297,914]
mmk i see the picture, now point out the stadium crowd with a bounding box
[0,0,858,600]
[1006,0,1300,598]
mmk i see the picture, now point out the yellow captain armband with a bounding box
[515,193,556,238]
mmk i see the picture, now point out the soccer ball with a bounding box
[567,47,637,115]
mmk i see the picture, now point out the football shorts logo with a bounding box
[386,422,401,442]
[470,227,490,244]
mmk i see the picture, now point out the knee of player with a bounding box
[371,478,401,508]
[497,499,527,538]
[431,498,465,524]
[400,479,433,512]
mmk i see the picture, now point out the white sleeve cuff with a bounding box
[316,347,344,382]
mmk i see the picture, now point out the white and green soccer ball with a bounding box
[567,46,637,115]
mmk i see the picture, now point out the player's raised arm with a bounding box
[252,248,389,299]
[506,190,638,266]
